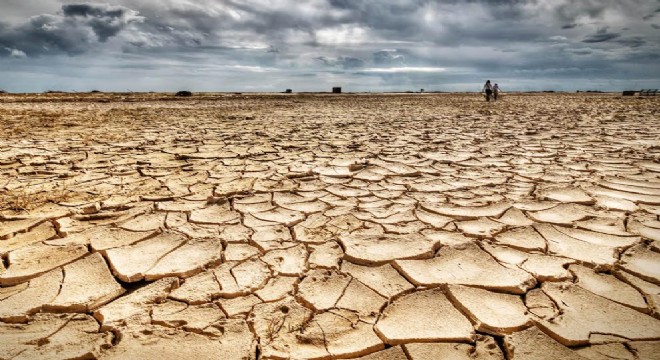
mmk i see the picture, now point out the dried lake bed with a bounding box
[1,92,659,359]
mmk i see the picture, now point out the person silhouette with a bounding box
[482,80,493,101]
[493,83,501,101]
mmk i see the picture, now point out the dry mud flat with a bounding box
[0,92,659,359]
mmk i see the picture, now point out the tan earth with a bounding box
[1,92,659,359]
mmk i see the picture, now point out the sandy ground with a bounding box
[0,92,659,359]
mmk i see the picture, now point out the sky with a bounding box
[0,0,658,92]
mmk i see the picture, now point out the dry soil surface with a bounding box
[1,92,660,359]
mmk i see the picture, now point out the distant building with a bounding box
[332,87,342,94]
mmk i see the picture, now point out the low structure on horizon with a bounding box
[332,87,342,94]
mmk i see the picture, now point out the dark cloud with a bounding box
[562,23,579,29]
[617,37,646,47]
[553,1,614,24]
[373,50,406,66]
[62,4,136,41]
[582,32,621,43]
[316,56,365,69]
[643,8,660,20]
[0,3,142,56]
[570,49,593,55]
[62,4,125,18]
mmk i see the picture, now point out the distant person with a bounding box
[493,83,501,101]
[481,80,493,101]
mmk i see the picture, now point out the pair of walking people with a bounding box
[481,80,501,101]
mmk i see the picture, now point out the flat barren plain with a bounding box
[1,92,660,359]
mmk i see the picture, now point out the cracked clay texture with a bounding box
[1,92,660,359]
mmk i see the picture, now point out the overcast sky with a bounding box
[0,0,658,92]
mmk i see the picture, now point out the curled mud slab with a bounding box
[1,93,660,359]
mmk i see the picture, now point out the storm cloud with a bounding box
[0,3,142,56]
[582,32,621,43]
[0,0,658,92]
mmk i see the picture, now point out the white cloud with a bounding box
[360,67,446,73]
[7,48,27,58]
[315,25,370,44]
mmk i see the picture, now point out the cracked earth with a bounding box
[1,92,659,359]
